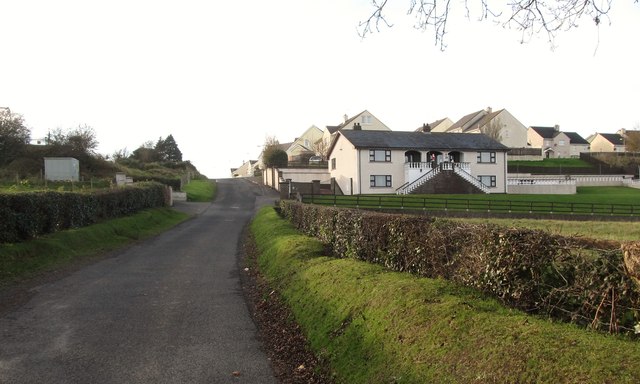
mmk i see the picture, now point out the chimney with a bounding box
[353,122,362,131]
[554,124,560,132]
[422,123,431,133]
[343,114,348,122]
[486,106,492,113]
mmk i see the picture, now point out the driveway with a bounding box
[0,178,280,383]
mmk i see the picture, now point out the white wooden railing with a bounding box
[397,162,487,194]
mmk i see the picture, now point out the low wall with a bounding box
[508,183,576,194]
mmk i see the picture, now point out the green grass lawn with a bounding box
[304,187,640,216]
[183,179,217,202]
[0,208,189,287]
[251,207,640,384]
[508,158,592,168]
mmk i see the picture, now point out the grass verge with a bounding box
[0,208,189,287]
[184,179,217,202]
[251,206,640,384]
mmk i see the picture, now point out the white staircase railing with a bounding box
[453,165,489,193]
[397,162,489,194]
[396,167,440,195]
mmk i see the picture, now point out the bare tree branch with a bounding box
[358,0,619,50]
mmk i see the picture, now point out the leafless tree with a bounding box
[312,138,330,160]
[481,117,503,142]
[358,0,625,50]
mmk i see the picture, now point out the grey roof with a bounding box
[529,126,560,139]
[563,132,589,145]
[338,130,509,151]
[600,133,625,145]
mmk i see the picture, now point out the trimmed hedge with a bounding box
[0,182,169,244]
[279,200,640,336]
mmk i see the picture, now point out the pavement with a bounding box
[0,178,281,383]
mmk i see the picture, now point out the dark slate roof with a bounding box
[529,126,560,139]
[338,130,509,151]
[600,133,625,145]
[563,132,589,145]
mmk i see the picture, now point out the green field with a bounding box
[508,158,592,168]
[183,179,217,202]
[251,207,640,383]
[303,187,640,216]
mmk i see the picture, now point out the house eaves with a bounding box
[336,130,509,152]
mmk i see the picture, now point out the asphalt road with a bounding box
[0,178,280,383]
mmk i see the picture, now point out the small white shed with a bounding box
[44,157,80,181]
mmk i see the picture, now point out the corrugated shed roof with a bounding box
[338,130,509,151]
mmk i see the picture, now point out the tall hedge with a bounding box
[279,200,640,336]
[0,182,168,244]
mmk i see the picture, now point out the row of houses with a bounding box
[232,108,638,195]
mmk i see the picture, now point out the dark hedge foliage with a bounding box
[280,200,640,336]
[0,182,168,244]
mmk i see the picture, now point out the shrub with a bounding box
[280,200,640,335]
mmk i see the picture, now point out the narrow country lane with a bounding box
[0,178,280,383]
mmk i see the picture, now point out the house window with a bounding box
[304,139,310,148]
[476,151,496,163]
[362,115,372,125]
[370,175,392,188]
[331,158,336,170]
[369,149,391,162]
[478,175,497,188]
[558,140,565,146]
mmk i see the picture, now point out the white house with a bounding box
[327,130,509,195]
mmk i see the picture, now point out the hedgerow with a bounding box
[0,182,169,243]
[279,200,640,336]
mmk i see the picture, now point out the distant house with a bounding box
[285,125,324,162]
[327,130,509,195]
[44,157,79,181]
[618,129,640,152]
[446,107,528,148]
[321,110,391,150]
[589,133,626,153]
[528,126,589,158]
[231,160,259,178]
[415,118,453,133]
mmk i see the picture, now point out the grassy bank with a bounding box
[251,207,640,383]
[184,179,217,202]
[0,208,189,286]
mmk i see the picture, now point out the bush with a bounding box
[279,200,640,335]
[0,182,168,243]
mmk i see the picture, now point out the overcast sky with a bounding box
[2,0,639,179]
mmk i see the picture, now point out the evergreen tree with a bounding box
[155,134,182,162]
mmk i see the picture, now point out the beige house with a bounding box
[528,126,573,158]
[327,130,509,195]
[321,110,391,153]
[447,107,528,148]
[589,133,626,152]
[415,117,453,133]
[231,160,259,178]
[284,125,324,162]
